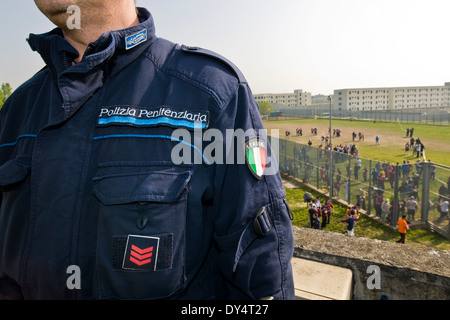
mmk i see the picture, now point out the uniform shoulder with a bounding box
[1,67,49,113]
[145,38,246,108]
[9,67,49,98]
[179,45,247,84]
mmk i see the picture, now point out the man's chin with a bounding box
[35,0,75,17]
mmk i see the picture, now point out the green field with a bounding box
[264,119,450,166]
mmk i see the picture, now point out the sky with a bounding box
[0,0,449,96]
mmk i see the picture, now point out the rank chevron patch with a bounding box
[129,244,154,266]
[122,235,160,271]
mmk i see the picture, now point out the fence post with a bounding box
[347,154,351,203]
[421,161,431,222]
[367,160,372,216]
[316,148,320,189]
[330,149,333,200]
[392,165,400,226]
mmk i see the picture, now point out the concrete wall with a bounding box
[292,227,450,300]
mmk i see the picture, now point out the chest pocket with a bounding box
[93,165,192,299]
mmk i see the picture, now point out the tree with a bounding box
[0,83,12,110]
[257,101,274,115]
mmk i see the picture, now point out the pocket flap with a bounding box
[93,170,192,205]
[0,159,31,187]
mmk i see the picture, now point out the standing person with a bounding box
[320,201,330,229]
[406,196,419,221]
[357,189,367,210]
[314,196,322,211]
[396,215,410,244]
[375,135,380,145]
[354,158,362,180]
[0,1,294,300]
[308,203,319,228]
[415,160,422,175]
[371,168,379,183]
[326,200,334,224]
[341,211,355,237]
[311,212,321,230]
[373,191,383,217]
[401,160,409,178]
[361,166,367,182]
[429,160,436,180]
[438,199,449,220]
[334,180,342,197]
[415,143,421,158]
[404,142,410,154]
[380,198,392,222]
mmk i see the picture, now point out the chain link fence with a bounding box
[272,137,450,239]
[269,106,450,126]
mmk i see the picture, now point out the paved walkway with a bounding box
[291,257,353,300]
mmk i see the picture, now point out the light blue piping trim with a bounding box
[0,134,38,149]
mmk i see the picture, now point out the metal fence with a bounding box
[270,107,450,126]
[271,137,450,239]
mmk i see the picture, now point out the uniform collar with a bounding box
[27,7,156,77]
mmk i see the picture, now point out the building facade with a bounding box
[334,83,450,111]
[254,89,312,107]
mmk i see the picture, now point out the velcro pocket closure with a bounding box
[93,170,192,205]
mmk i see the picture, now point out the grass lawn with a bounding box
[264,118,450,166]
[285,187,450,251]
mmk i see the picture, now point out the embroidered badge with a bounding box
[245,137,267,180]
[98,106,210,130]
[125,29,148,50]
[122,235,160,271]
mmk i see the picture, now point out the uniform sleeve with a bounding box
[211,83,295,300]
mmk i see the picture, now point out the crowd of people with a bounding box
[285,127,344,140]
[303,191,413,243]
[332,129,342,137]
[303,192,362,236]
[332,144,360,159]
[404,137,425,158]
[352,131,365,142]
[303,192,335,230]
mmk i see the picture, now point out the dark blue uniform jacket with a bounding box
[0,8,294,300]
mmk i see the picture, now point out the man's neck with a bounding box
[63,5,139,63]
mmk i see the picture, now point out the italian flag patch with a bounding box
[245,137,267,180]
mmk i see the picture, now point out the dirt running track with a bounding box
[262,120,450,156]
